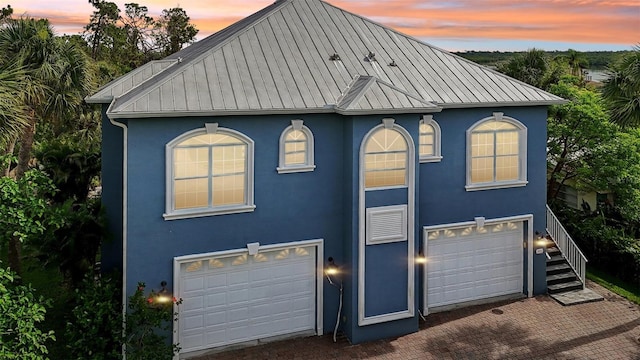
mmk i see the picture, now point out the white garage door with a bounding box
[425,221,523,311]
[177,244,317,354]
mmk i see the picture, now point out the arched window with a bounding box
[419,115,442,163]
[364,126,408,189]
[164,124,255,220]
[466,112,527,191]
[277,120,315,174]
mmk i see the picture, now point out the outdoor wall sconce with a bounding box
[147,281,174,307]
[416,251,427,264]
[325,257,343,343]
[535,231,548,248]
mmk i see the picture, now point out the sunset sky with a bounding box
[12,0,640,52]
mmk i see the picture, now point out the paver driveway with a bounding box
[193,281,640,360]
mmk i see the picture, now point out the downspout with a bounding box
[109,117,128,359]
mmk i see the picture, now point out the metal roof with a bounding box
[87,0,565,118]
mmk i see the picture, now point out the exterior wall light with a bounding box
[325,257,339,277]
[416,252,427,264]
[147,280,176,307]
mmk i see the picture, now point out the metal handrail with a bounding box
[546,204,588,289]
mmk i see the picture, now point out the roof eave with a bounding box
[440,99,568,109]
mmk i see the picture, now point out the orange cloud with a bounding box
[11,0,640,47]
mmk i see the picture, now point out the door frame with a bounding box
[172,238,324,358]
[422,214,533,315]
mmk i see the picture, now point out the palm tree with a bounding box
[0,66,28,162]
[602,46,640,128]
[565,49,589,78]
[0,17,92,274]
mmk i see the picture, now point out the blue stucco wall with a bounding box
[103,105,548,346]
[418,107,549,295]
[100,105,124,272]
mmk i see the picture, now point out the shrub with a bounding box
[0,265,55,359]
[65,273,122,360]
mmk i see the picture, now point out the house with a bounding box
[87,0,567,357]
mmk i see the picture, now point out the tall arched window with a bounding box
[164,124,255,220]
[466,112,527,191]
[364,126,408,188]
[419,115,442,163]
[277,120,315,174]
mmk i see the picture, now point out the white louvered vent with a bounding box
[366,205,408,245]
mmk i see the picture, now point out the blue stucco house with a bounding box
[87,0,566,357]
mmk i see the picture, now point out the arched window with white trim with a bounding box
[363,125,408,189]
[466,112,527,191]
[419,115,442,163]
[164,123,255,220]
[277,120,315,174]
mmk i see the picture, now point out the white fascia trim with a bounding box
[108,117,128,360]
[358,121,415,327]
[421,214,534,315]
[465,180,528,191]
[172,239,325,358]
[163,205,256,220]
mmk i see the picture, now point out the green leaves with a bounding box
[602,46,640,128]
[0,265,55,359]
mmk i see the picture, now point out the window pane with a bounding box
[496,131,519,156]
[420,144,434,156]
[212,145,246,175]
[174,147,209,178]
[285,152,306,165]
[419,123,434,135]
[174,178,208,209]
[365,169,406,188]
[366,128,406,153]
[286,129,306,141]
[496,155,519,181]
[471,157,494,183]
[212,174,245,206]
[179,133,244,146]
[471,133,494,157]
[475,120,517,131]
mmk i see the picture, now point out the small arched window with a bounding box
[164,124,255,220]
[419,115,442,163]
[277,120,315,174]
[364,126,408,189]
[466,112,527,191]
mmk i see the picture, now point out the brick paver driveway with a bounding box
[195,281,640,359]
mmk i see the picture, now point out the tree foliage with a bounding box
[154,7,198,56]
[0,265,55,359]
[602,46,640,128]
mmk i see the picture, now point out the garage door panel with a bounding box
[426,223,523,309]
[178,245,317,354]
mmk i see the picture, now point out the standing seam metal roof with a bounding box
[87,0,565,118]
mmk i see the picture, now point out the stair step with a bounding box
[548,280,583,294]
[546,246,561,256]
[546,263,572,275]
[546,255,565,266]
[547,272,577,285]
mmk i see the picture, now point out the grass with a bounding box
[587,267,640,305]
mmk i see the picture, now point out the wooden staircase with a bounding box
[546,242,583,294]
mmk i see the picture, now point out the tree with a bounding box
[84,1,121,60]
[154,7,198,56]
[0,265,55,359]
[0,18,91,274]
[122,3,156,67]
[0,66,28,158]
[564,49,589,78]
[498,48,568,90]
[602,46,640,128]
[546,77,616,203]
[0,5,12,20]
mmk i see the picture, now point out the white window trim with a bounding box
[277,120,316,174]
[163,124,255,220]
[358,119,415,326]
[465,112,528,191]
[419,115,442,163]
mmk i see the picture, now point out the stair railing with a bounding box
[546,205,587,289]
